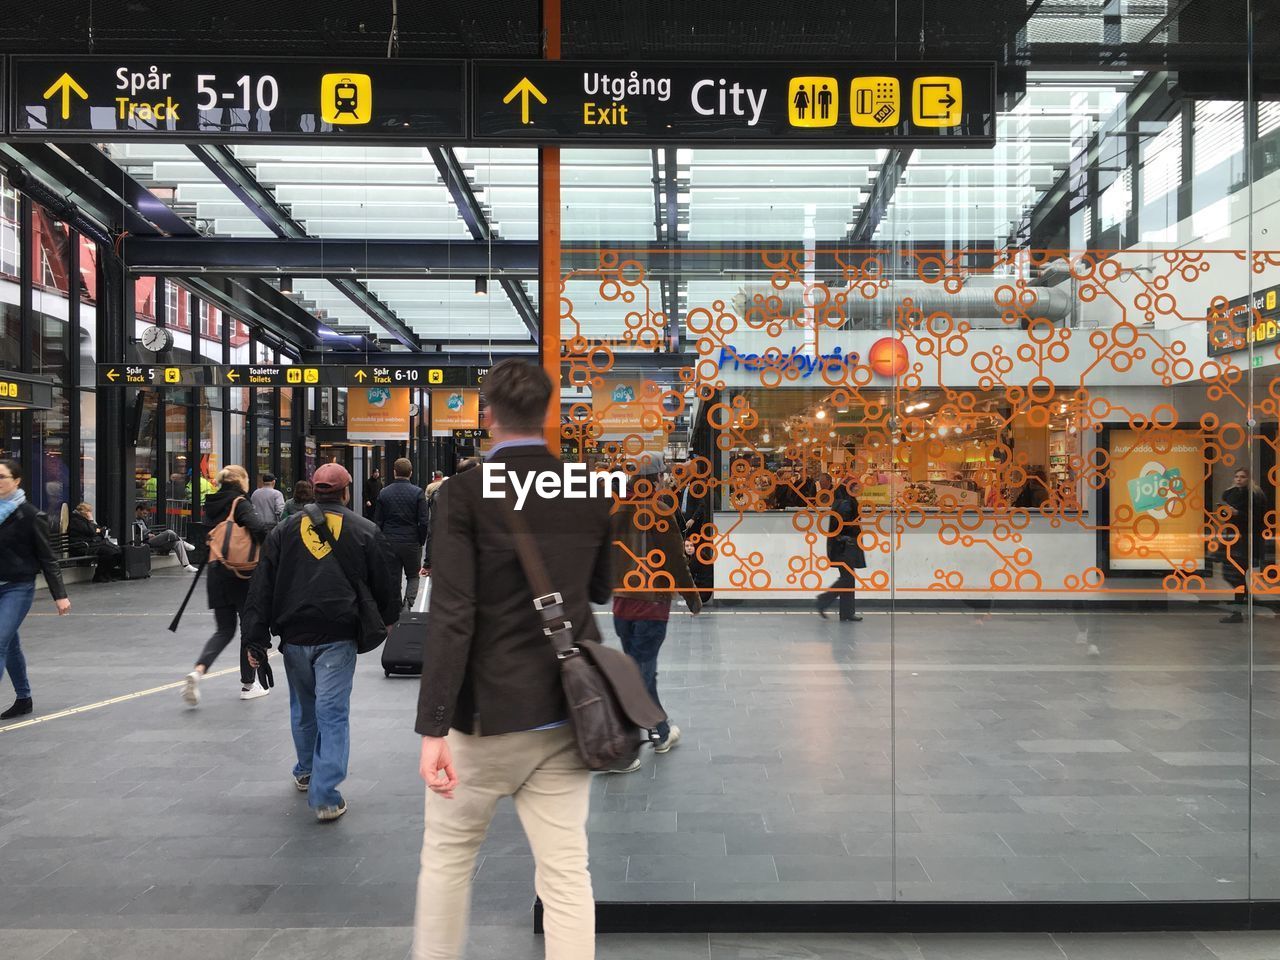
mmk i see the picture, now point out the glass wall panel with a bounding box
[1251,0,1280,900]
[568,3,1256,907]
[565,145,893,903]
[31,208,72,515]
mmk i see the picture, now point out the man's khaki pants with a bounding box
[412,725,594,960]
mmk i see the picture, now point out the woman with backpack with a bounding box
[181,464,271,707]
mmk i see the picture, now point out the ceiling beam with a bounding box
[428,146,539,342]
[848,149,913,242]
[0,143,161,239]
[188,144,419,350]
[182,275,322,353]
[2,143,330,349]
[123,236,539,276]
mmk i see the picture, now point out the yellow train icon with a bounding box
[320,73,372,125]
[333,79,359,116]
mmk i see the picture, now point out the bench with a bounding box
[49,531,96,571]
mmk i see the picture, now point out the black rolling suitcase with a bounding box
[382,611,428,676]
[121,544,152,580]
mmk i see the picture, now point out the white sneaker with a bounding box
[181,671,200,707]
[239,680,270,701]
[183,564,198,573]
[654,725,682,754]
[316,800,348,822]
[607,758,643,774]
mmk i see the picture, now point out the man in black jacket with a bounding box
[816,474,865,623]
[412,359,613,960]
[374,457,430,608]
[242,462,400,822]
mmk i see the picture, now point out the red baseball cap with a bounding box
[313,463,352,494]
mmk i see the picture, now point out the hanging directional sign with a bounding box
[0,370,55,410]
[97,363,481,388]
[10,57,466,140]
[472,60,996,145]
[1208,282,1280,356]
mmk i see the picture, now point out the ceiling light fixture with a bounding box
[475,276,488,296]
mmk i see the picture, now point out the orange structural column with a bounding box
[539,0,561,451]
[540,149,560,452]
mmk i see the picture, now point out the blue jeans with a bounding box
[0,581,36,700]
[613,616,670,742]
[282,640,357,809]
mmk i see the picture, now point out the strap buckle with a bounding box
[544,620,574,638]
[555,645,581,660]
[533,592,563,611]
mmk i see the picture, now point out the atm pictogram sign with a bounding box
[787,77,838,128]
[850,77,900,128]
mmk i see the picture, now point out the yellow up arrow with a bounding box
[353,369,368,383]
[42,72,88,121]
[502,77,547,125]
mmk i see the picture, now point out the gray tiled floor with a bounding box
[4,574,1280,957]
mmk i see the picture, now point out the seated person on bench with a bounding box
[68,502,124,583]
[133,505,197,572]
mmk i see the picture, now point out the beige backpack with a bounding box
[207,496,260,579]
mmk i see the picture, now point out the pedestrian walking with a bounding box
[0,459,71,719]
[250,473,285,526]
[281,480,315,520]
[816,475,866,622]
[375,458,430,608]
[413,359,614,960]
[181,465,271,706]
[1221,467,1268,623]
[610,452,702,773]
[242,462,400,821]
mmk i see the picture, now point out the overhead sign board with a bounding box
[472,60,995,145]
[1208,283,1280,357]
[97,363,479,388]
[10,57,466,140]
[0,369,55,410]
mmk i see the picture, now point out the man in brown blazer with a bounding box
[412,359,613,960]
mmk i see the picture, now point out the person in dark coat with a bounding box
[816,475,865,622]
[363,468,383,519]
[680,487,714,604]
[68,502,123,582]
[1221,467,1269,624]
[375,458,430,608]
[181,465,271,706]
[0,459,71,719]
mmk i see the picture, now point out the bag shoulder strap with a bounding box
[302,503,360,590]
[218,496,246,553]
[496,494,577,658]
